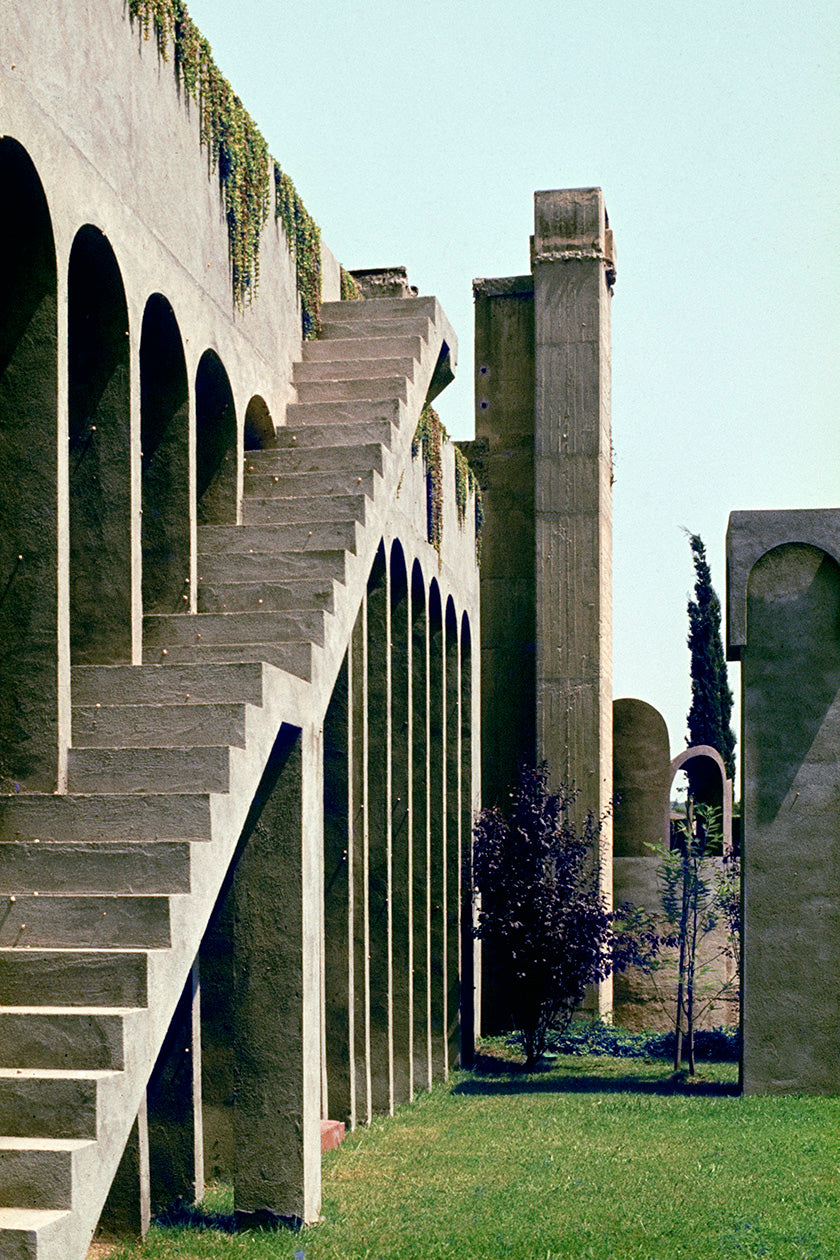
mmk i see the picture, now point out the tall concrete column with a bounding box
[390,545,412,1105]
[232,723,322,1226]
[366,547,392,1114]
[147,960,203,1210]
[350,602,370,1126]
[727,510,840,1094]
[323,653,352,1124]
[410,566,431,1093]
[533,188,615,1014]
[428,583,446,1078]
[445,600,461,1070]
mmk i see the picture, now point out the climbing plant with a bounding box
[413,405,483,563]
[127,0,326,330]
[340,266,363,301]
[273,164,321,339]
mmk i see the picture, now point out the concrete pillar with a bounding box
[147,961,203,1210]
[323,653,352,1125]
[428,583,446,1078]
[410,565,431,1093]
[390,544,412,1105]
[350,602,370,1126]
[366,546,392,1114]
[727,510,840,1094]
[459,612,477,1065]
[232,723,322,1226]
[533,188,615,1015]
[468,274,536,808]
[97,1099,150,1241]
[445,599,460,1071]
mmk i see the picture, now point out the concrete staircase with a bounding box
[0,296,457,1259]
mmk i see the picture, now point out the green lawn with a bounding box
[100,1051,840,1260]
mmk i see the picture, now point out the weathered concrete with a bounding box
[727,510,840,1094]
[613,699,671,857]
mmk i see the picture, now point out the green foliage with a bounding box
[273,163,321,338]
[686,532,736,781]
[472,765,658,1068]
[412,406,484,563]
[339,265,363,301]
[128,0,326,327]
[548,1018,740,1061]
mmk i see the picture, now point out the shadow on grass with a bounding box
[458,1052,739,1097]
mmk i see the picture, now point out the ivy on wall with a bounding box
[274,164,321,338]
[127,0,325,332]
[413,404,483,564]
[340,266,363,301]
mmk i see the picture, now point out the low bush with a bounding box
[542,1018,740,1061]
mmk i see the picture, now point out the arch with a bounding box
[68,225,131,663]
[613,698,671,856]
[389,539,407,606]
[388,539,411,1104]
[0,137,58,789]
[243,394,276,451]
[141,293,190,614]
[669,744,732,855]
[444,595,460,1069]
[195,349,237,524]
[427,579,445,1076]
[459,607,476,1067]
[409,559,430,1093]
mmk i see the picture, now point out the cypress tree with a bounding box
[686,533,736,784]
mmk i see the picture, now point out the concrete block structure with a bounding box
[465,189,616,1021]
[0,3,481,1254]
[727,509,840,1094]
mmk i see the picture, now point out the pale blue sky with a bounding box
[187,0,839,767]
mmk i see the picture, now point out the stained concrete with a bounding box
[728,511,840,1094]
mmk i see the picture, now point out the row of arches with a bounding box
[0,136,277,788]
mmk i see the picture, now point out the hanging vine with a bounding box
[413,405,483,564]
[273,164,321,339]
[127,0,325,327]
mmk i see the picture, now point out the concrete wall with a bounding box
[728,510,840,1093]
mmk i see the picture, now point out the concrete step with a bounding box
[67,746,230,794]
[144,608,326,648]
[197,520,360,555]
[0,895,170,949]
[0,1010,131,1071]
[0,1138,94,1211]
[197,548,347,586]
[0,1207,71,1259]
[275,419,396,449]
[0,794,211,841]
[198,577,336,615]
[301,334,423,362]
[0,950,149,1008]
[242,494,367,527]
[0,1068,116,1139]
[294,376,407,404]
[71,662,265,707]
[146,640,313,679]
[245,441,385,473]
[242,469,376,499]
[0,841,192,895]
[293,356,416,382]
[72,702,246,749]
[320,295,438,322]
[286,398,404,427]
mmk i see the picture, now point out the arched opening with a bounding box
[669,745,732,855]
[444,596,460,1070]
[68,225,131,662]
[389,541,411,1104]
[141,294,190,614]
[459,610,475,1067]
[0,138,58,789]
[195,349,237,525]
[243,395,276,451]
[427,579,445,1077]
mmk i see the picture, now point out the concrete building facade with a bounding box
[0,3,481,1255]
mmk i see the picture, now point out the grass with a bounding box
[96,1047,840,1260]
